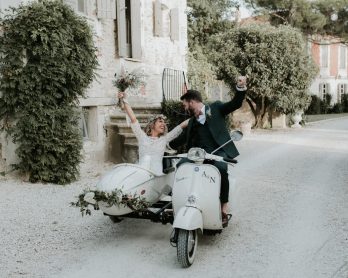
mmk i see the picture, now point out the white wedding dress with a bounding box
[130,121,183,175]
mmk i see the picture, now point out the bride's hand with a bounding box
[117,92,125,99]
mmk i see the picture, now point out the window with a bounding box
[154,1,180,41]
[64,0,87,15]
[97,0,116,19]
[80,107,89,140]
[79,107,98,141]
[320,45,329,68]
[340,45,347,69]
[337,84,348,103]
[117,0,142,59]
[319,83,330,100]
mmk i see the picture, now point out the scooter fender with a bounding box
[173,206,203,232]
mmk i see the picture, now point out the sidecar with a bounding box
[90,163,175,222]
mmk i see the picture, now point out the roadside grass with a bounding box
[303,113,348,123]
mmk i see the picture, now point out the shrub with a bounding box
[341,94,348,112]
[305,95,322,114]
[0,0,98,183]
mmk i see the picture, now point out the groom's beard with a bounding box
[186,107,195,116]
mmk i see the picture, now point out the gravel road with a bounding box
[1,117,347,278]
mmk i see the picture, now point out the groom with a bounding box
[169,76,247,227]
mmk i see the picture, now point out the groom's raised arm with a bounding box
[220,89,246,116]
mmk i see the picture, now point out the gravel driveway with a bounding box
[1,117,348,278]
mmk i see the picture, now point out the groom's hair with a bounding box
[180,90,202,102]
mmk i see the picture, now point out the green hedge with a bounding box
[0,0,98,183]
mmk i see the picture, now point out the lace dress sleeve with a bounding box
[130,121,146,141]
[165,125,183,143]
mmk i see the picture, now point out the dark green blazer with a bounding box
[170,90,246,159]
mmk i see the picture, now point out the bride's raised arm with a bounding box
[117,92,137,123]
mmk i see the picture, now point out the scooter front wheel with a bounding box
[177,229,198,267]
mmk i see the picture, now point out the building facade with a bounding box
[0,0,188,166]
[309,37,348,104]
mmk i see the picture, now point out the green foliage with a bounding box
[305,94,348,114]
[341,94,348,113]
[210,23,318,127]
[245,0,348,43]
[161,100,188,131]
[71,188,150,216]
[0,0,98,184]
[187,47,218,95]
[187,0,237,93]
[161,100,189,153]
[305,95,323,114]
[187,0,237,50]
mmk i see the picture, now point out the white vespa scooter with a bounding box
[86,130,242,267]
[167,130,243,267]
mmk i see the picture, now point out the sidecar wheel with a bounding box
[109,216,123,223]
[177,229,198,267]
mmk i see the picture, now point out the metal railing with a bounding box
[162,68,187,102]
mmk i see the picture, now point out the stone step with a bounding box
[110,113,156,124]
[118,132,138,144]
[131,105,162,115]
[108,122,146,133]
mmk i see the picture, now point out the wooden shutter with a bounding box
[97,0,116,19]
[131,0,142,60]
[154,0,162,36]
[319,83,323,94]
[170,8,179,41]
[326,83,330,94]
[117,0,127,57]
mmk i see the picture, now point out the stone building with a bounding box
[0,0,188,167]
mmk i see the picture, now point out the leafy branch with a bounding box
[71,188,150,216]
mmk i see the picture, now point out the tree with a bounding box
[0,0,98,183]
[186,0,238,90]
[210,23,318,127]
[244,0,348,43]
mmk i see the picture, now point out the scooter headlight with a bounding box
[187,148,206,162]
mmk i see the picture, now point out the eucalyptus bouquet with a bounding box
[113,66,146,107]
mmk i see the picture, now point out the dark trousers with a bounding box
[176,157,229,203]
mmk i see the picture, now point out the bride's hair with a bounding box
[144,114,168,136]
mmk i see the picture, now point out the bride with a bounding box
[117,92,188,175]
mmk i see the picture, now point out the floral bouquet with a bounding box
[113,64,146,108]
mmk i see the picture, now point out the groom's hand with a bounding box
[237,76,247,88]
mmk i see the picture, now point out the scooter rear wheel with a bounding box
[177,229,198,267]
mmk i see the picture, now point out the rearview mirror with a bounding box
[230,130,243,141]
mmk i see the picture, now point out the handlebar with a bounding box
[163,154,238,164]
[223,158,238,164]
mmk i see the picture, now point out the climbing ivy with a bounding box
[0,0,98,184]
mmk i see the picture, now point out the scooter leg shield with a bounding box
[173,207,203,232]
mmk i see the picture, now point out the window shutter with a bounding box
[117,0,127,57]
[131,0,142,60]
[170,8,179,41]
[97,0,116,19]
[326,83,330,94]
[319,83,323,94]
[154,0,162,36]
[344,84,348,94]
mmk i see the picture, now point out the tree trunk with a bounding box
[246,96,270,128]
